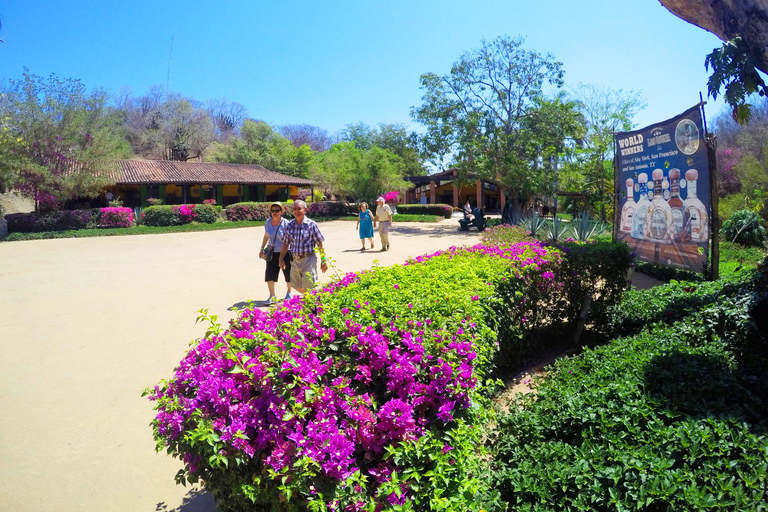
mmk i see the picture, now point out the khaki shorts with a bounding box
[290,253,318,289]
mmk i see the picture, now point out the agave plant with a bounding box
[546,216,566,242]
[519,213,547,237]
[133,206,144,226]
[569,212,607,241]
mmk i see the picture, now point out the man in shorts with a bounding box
[279,200,328,294]
[374,196,393,251]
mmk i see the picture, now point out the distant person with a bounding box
[463,199,473,218]
[279,200,328,294]
[374,196,393,251]
[259,201,292,305]
[356,202,375,251]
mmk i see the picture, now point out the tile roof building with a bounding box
[105,160,314,207]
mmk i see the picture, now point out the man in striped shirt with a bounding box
[279,200,328,294]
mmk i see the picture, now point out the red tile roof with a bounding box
[110,160,314,186]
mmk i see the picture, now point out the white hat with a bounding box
[376,196,385,202]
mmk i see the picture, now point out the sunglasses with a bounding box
[270,209,282,213]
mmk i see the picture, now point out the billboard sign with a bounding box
[615,105,710,272]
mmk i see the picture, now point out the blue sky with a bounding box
[1,0,727,135]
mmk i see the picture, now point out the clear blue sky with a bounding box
[1,0,727,135]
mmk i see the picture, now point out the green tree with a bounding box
[412,36,568,215]
[0,70,131,210]
[310,141,409,203]
[342,122,426,176]
[564,84,645,220]
[209,119,313,177]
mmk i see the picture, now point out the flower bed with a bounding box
[147,241,575,512]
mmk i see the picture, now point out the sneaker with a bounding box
[265,296,276,305]
[284,292,292,300]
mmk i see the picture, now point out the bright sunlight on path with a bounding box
[0,218,483,512]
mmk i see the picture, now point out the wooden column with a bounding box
[430,181,436,204]
[476,179,482,209]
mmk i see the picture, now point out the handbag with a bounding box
[263,221,280,262]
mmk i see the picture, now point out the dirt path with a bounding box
[0,218,483,512]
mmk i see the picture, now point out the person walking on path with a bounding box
[374,196,393,251]
[356,202,375,251]
[259,201,292,305]
[279,200,328,294]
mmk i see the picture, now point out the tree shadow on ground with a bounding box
[155,488,215,512]
[391,223,483,239]
[642,350,767,434]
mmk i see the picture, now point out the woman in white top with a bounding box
[259,202,292,304]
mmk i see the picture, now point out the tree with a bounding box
[658,0,768,123]
[342,122,426,176]
[0,70,131,210]
[412,36,570,214]
[207,98,248,142]
[209,119,313,177]
[117,86,215,161]
[310,141,409,203]
[279,124,333,152]
[565,84,645,220]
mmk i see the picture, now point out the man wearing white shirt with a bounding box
[374,196,393,251]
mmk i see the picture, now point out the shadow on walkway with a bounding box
[156,488,215,512]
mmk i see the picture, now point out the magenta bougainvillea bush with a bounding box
[147,242,569,512]
[97,207,133,228]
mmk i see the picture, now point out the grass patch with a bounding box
[1,220,267,241]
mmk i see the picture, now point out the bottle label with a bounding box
[671,207,684,235]
[621,204,635,232]
[649,207,669,240]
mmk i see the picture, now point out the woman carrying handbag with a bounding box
[259,202,292,305]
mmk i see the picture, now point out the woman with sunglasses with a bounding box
[259,201,292,305]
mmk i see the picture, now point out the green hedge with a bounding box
[492,286,768,511]
[142,204,220,227]
[397,204,454,218]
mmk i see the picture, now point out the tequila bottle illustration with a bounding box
[619,178,635,234]
[644,169,674,244]
[668,169,686,240]
[630,173,650,240]
[681,169,709,243]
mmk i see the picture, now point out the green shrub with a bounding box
[721,209,767,248]
[396,204,453,218]
[142,205,182,227]
[194,203,220,224]
[481,224,532,247]
[492,291,768,511]
[146,241,583,512]
[719,193,747,221]
[550,241,634,330]
[603,269,754,339]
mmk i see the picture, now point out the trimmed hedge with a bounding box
[225,202,272,222]
[397,204,453,219]
[226,201,354,222]
[492,282,768,511]
[142,204,219,227]
[6,209,99,233]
